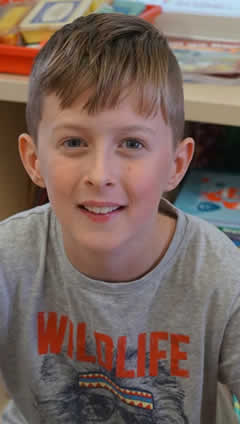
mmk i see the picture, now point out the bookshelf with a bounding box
[1,73,240,125]
[0,73,240,220]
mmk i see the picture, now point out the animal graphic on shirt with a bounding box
[33,350,189,423]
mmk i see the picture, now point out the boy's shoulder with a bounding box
[164,199,239,257]
[184,210,239,254]
[166,206,240,306]
[161,200,240,287]
[0,203,53,260]
[179,208,240,286]
[0,202,51,232]
[162,199,239,265]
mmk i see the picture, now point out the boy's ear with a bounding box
[18,133,46,188]
[166,137,195,192]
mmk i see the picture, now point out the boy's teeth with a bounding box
[84,206,119,214]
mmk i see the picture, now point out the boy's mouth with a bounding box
[80,205,124,215]
[79,205,125,215]
[78,203,126,222]
[79,200,126,213]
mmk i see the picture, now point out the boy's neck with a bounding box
[62,214,177,283]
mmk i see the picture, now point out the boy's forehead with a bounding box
[41,89,164,123]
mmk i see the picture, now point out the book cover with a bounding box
[217,225,240,247]
[175,169,240,227]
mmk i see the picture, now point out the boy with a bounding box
[0,12,239,424]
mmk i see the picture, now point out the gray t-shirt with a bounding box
[0,200,240,424]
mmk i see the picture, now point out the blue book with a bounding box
[175,169,240,228]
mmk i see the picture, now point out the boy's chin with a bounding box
[78,237,125,254]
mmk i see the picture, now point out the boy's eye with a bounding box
[122,139,143,150]
[63,138,86,148]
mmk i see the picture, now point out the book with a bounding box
[175,169,240,247]
[217,226,240,247]
[152,6,240,84]
[168,38,240,84]
[146,0,240,17]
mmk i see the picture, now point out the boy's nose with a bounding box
[85,173,114,187]
[83,154,116,187]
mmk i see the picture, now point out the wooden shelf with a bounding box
[1,73,240,126]
[0,74,28,103]
[184,83,240,127]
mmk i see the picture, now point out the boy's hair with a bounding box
[26,13,184,146]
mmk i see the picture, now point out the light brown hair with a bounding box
[26,13,184,146]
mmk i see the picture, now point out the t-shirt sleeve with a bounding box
[218,292,240,399]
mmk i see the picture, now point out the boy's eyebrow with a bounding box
[53,123,156,135]
[117,125,156,135]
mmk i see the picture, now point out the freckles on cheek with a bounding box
[46,170,70,195]
[140,169,163,196]
[127,164,163,209]
[135,180,161,214]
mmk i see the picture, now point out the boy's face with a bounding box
[19,92,193,261]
